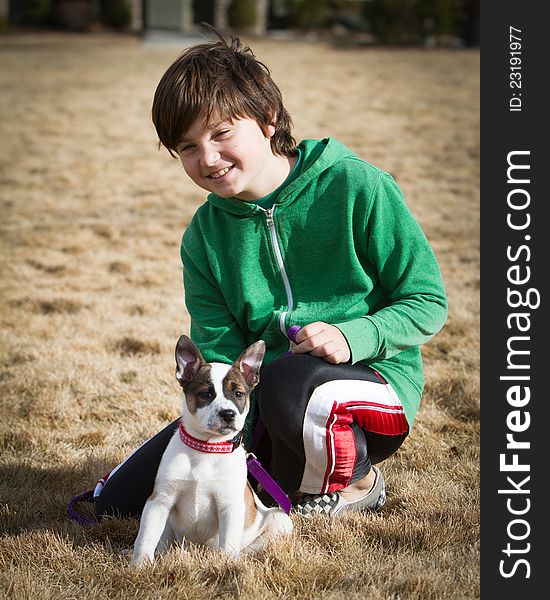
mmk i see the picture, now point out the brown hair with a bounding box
[151,28,296,158]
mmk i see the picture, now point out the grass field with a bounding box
[0,32,479,599]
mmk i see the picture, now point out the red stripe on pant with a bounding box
[322,402,356,493]
[345,401,409,436]
[322,401,408,493]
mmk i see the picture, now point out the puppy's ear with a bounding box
[235,340,266,388]
[175,335,205,387]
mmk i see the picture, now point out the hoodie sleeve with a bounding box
[336,171,448,363]
[181,217,247,364]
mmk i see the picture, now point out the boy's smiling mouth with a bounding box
[208,165,235,180]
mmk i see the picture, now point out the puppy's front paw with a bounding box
[130,550,154,568]
[221,545,241,560]
[265,509,293,536]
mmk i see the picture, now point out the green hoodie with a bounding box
[181,138,448,426]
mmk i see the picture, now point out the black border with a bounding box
[481,1,547,595]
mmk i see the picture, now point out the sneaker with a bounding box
[293,466,386,517]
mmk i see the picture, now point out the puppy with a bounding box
[131,335,292,566]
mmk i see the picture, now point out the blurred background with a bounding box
[1,0,479,47]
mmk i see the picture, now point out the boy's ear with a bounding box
[263,116,276,139]
[175,336,205,387]
[235,340,266,388]
[266,122,276,138]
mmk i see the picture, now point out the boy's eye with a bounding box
[215,129,230,139]
[178,144,195,155]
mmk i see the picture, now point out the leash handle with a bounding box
[246,453,292,515]
[283,325,302,357]
[287,326,301,342]
[67,489,97,527]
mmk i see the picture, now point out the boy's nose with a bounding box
[200,146,221,168]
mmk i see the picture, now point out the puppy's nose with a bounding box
[219,409,236,424]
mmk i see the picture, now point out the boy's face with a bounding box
[176,116,277,201]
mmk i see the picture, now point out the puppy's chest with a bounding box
[170,481,222,531]
[161,448,246,541]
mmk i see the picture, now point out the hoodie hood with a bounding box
[206,138,358,216]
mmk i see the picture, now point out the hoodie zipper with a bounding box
[261,207,294,337]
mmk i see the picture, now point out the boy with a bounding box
[95,30,447,519]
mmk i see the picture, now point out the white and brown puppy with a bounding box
[131,335,292,566]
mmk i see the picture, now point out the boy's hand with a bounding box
[292,322,351,364]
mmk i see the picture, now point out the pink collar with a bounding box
[178,422,242,454]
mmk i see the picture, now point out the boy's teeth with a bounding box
[211,167,230,179]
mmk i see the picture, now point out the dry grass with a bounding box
[0,32,479,599]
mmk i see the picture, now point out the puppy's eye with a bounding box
[234,391,244,399]
[198,391,214,401]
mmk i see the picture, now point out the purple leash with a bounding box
[246,453,292,515]
[67,489,97,527]
[246,325,300,514]
[248,420,292,514]
[283,325,301,356]
[287,325,301,343]
[68,457,292,527]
